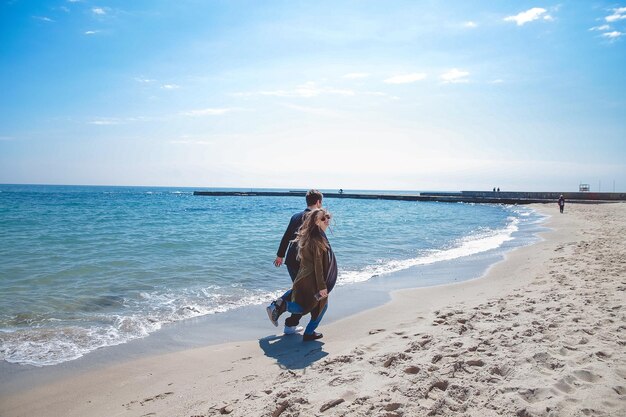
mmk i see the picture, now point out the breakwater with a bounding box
[193,190,626,204]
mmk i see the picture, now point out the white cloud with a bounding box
[170,140,215,146]
[606,7,626,22]
[383,73,427,84]
[590,24,611,31]
[135,77,156,84]
[504,8,552,26]
[161,84,180,90]
[124,117,152,122]
[89,118,121,125]
[85,30,99,35]
[602,31,623,39]
[181,108,235,116]
[92,7,106,15]
[169,134,243,146]
[238,82,355,98]
[343,73,371,79]
[440,69,470,83]
[88,116,154,125]
[463,21,478,28]
[234,82,393,100]
[32,16,55,22]
[362,91,399,100]
[282,103,340,117]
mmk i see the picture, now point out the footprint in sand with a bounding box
[426,380,449,398]
[530,352,564,371]
[595,351,612,360]
[465,358,485,367]
[319,398,345,412]
[517,388,554,403]
[139,391,174,406]
[580,408,603,416]
[328,374,361,386]
[383,352,410,368]
[324,354,355,365]
[557,345,578,356]
[404,334,433,353]
[553,376,577,394]
[572,370,602,383]
[490,364,510,377]
[404,365,420,374]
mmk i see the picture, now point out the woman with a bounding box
[266,208,336,341]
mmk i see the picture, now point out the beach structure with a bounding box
[194,190,626,204]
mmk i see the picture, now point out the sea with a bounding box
[0,184,546,367]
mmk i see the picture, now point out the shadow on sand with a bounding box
[258,334,328,370]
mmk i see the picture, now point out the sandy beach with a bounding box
[1,202,625,417]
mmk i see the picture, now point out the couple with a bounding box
[266,190,337,341]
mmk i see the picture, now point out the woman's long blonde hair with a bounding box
[296,208,330,260]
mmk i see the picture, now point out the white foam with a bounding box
[0,288,285,366]
[337,218,519,285]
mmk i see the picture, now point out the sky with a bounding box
[1,1,625,192]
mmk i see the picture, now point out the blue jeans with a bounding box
[279,289,328,335]
[282,264,303,327]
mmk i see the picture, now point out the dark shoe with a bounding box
[302,332,323,341]
[266,299,285,327]
[266,303,278,327]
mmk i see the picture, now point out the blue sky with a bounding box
[1,1,625,191]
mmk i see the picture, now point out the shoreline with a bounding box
[1,203,624,416]
[0,204,543,381]
[0,189,536,369]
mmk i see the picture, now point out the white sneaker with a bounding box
[284,325,304,335]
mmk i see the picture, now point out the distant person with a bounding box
[493,187,496,193]
[339,188,343,194]
[273,189,323,334]
[267,208,337,341]
[497,187,500,193]
[558,194,565,214]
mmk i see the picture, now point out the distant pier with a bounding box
[193,190,626,204]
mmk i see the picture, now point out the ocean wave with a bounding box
[337,218,519,285]
[0,288,282,366]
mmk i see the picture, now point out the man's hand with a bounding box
[274,257,283,267]
[318,289,328,299]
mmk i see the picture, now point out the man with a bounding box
[273,189,323,334]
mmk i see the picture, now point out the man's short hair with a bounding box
[306,189,323,206]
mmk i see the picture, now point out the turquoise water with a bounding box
[0,185,542,366]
